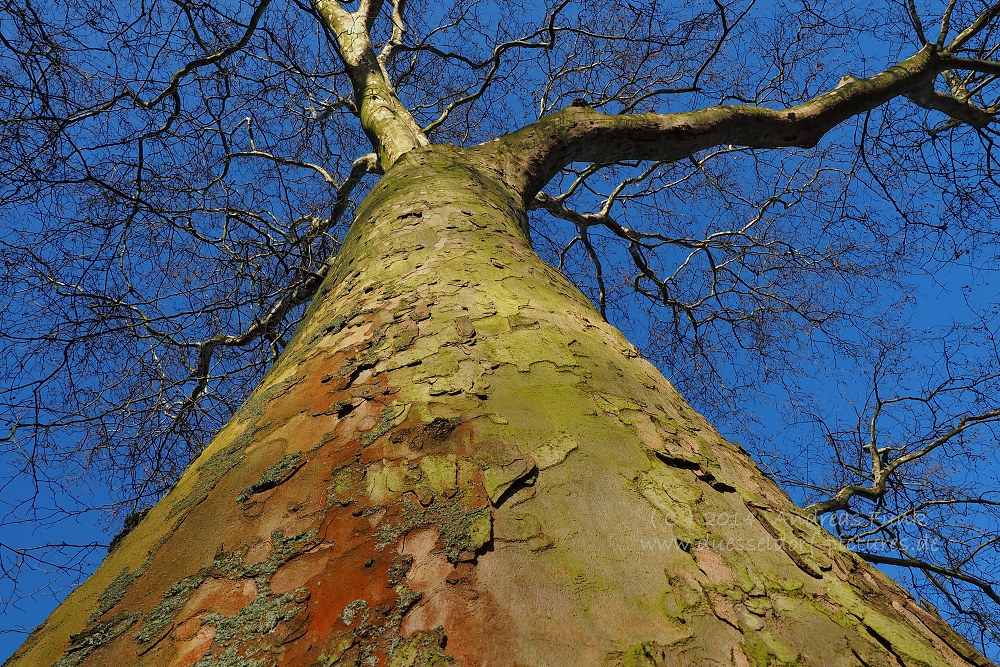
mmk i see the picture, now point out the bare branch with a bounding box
[377,0,408,67]
[947,2,1000,52]
[859,552,1000,606]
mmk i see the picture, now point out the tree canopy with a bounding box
[3,0,1000,658]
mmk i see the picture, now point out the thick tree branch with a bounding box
[952,54,1000,75]
[948,2,1000,51]
[481,45,991,201]
[906,88,995,128]
[313,0,427,166]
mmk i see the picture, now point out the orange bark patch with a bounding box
[399,529,514,665]
[168,623,215,667]
[179,578,259,621]
[269,547,333,594]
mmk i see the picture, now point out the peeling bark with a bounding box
[6,145,992,666]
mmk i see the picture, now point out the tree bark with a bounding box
[7,145,992,666]
[314,0,428,167]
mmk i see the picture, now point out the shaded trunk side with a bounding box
[7,145,991,667]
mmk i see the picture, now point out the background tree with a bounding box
[2,0,1000,663]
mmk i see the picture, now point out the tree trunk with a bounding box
[7,145,991,667]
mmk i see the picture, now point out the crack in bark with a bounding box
[744,501,824,580]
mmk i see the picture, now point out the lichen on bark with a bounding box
[6,144,992,666]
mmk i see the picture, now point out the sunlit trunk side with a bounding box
[6,145,991,666]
